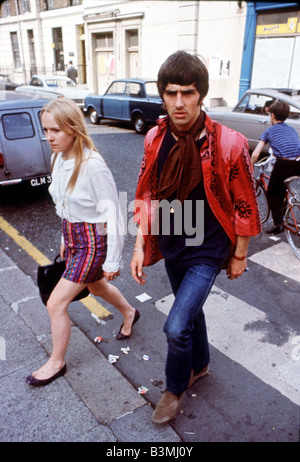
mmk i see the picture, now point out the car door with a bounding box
[0,108,51,183]
[102,81,126,120]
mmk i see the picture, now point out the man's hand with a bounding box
[227,235,250,279]
[226,257,247,280]
[130,249,147,285]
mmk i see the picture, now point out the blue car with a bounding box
[84,78,164,133]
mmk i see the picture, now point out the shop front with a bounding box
[239,2,300,98]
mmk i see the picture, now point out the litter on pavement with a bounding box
[108,354,119,364]
[121,347,130,354]
[137,386,149,394]
[135,292,152,302]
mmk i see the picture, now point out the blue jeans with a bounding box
[164,262,220,395]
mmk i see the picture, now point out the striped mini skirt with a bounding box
[62,220,107,284]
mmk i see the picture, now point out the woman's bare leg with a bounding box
[32,278,85,380]
[88,278,136,336]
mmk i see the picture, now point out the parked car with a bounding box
[15,86,61,100]
[0,74,20,91]
[0,91,52,187]
[84,78,164,133]
[208,89,300,153]
[16,75,93,110]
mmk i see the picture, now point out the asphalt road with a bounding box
[0,118,299,442]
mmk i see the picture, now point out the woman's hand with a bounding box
[103,270,120,281]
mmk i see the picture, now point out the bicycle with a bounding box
[254,156,300,260]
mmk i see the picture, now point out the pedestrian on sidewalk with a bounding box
[251,100,300,235]
[66,61,78,84]
[130,51,261,424]
[26,97,139,387]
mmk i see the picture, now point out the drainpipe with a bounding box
[239,2,257,99]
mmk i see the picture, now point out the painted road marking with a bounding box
[155,287,300,406]
[249,241,300,283]
[0,216,111,318]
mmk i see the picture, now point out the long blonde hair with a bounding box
[41,97,96,191]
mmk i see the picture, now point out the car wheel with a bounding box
[133,114,146,134]
[89,108,100,125]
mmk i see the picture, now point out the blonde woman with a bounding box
[26,98,139,387]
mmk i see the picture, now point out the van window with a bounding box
[2,112,35,139]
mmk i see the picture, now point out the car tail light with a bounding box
[0,153,4,169]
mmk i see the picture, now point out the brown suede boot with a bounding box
[188,364,210,388]
[152,390,184,424]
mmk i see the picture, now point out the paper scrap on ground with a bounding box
[135,292,152,302]
[108,354,119,364]
[121,347,130,355]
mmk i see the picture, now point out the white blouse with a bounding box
[48,147,124,273]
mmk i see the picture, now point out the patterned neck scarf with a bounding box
[158,111,206,203]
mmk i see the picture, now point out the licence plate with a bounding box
[30,175,52,187]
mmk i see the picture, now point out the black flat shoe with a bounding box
[25,364,67,387]
[116,309,140,340]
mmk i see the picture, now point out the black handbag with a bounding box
[37,255,90,306]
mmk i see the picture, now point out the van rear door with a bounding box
[0,108,51,186]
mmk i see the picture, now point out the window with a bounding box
[127,30,138,48]
[1,1,11,17]
[43,0,54,10]
[289,102,300,119]
[125,83,141,97]
[45,78,75,87]
[10,32,21,69]
[2,113,35,140]
[145,82,159,98]
[234,93,273,114]
[95,32,113,49]
[52,27,64,71]
[30,77,43,87]
[18,0,31,14]
[106,81,126,96]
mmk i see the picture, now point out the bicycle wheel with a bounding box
[256,182,269,224]
[284,202,300,260]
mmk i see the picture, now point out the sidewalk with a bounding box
[0,249,181,442]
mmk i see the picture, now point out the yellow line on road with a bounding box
[0,215,111,318]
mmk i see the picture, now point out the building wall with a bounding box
[196,1,247,106]
[0,0,247,106]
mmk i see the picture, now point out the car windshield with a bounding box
[45,79,75,88]
[234,93,274,114]
[106,81,126,95]
[145,82,160,98]
[234,92,300,119]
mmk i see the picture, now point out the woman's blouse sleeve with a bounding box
[87,157,124,273]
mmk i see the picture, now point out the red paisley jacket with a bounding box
[134,114,262,266]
